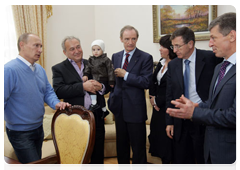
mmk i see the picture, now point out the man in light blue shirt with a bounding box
[4,33,70,163]
[109,25,153,164]
[167,12,236,164]
[165,26,222,164]
[120,48,136,80]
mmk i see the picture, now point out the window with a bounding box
[4,5,18,64]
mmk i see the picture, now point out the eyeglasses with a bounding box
[170,43,187,50]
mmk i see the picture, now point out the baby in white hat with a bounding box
[83,39,115,116]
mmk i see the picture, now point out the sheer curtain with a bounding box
[4,5,53,68]
[12,5,52,69]
[4,6,18,64]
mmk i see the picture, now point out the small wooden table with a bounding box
[4,156,31,170]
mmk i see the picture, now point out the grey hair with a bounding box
[208,12,236,36]
[61,36,81,51]
[120,25,139,38]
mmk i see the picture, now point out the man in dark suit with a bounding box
[52,36,110,164]
[165,27,222,164]
[108,25,153,164]
[167,12,236,164]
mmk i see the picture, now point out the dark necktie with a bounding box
[184,60,190,99]
[123,53,130,70]
[215,61,230,92]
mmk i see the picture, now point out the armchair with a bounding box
[5,105,96,164]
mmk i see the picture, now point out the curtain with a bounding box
[12,5,53,68]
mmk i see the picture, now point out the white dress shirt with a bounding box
[182,48,202,104]
[156,58,167,85]
[154,58,168,105]
[17,55,36,71]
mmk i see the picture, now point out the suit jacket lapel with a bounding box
[209,64,220,99]
[153,61,162,82]
[117,51,124,69]
[213,65,236,100]
[64,59,82,81]
[195,50,205,85]
[160,71,167,85]
[175,59,184,90]
[126,48,139,72]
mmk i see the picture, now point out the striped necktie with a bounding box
[123,53,130,70]
[214,61,230,93]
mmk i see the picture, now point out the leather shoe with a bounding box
[89,104,100,112]
[102,110,109,119]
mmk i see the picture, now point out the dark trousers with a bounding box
[173,120,205,164]
[6,125,44,164]
[115,112,147,164]
[90,108,105,164]
[205,155,214,170]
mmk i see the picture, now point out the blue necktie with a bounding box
[184,60,190,99]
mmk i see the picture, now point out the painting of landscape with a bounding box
[160,5,209,35]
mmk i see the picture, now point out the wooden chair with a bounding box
[25,105,95,170]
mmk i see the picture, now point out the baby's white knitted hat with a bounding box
[91,39,105,52]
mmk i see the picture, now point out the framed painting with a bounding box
[152,5,217,43]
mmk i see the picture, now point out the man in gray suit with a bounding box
[166,12,236,164]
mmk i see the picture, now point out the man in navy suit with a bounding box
[165,27,222,164]
[167,12,236,164]
[108,25,153,164]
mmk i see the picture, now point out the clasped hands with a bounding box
[83,79,103,94]
[54,80,103,111]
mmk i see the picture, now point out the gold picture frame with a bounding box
[152,5,217,43]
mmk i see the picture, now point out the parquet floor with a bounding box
[44,158,161,170]
[104,158,161,170]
